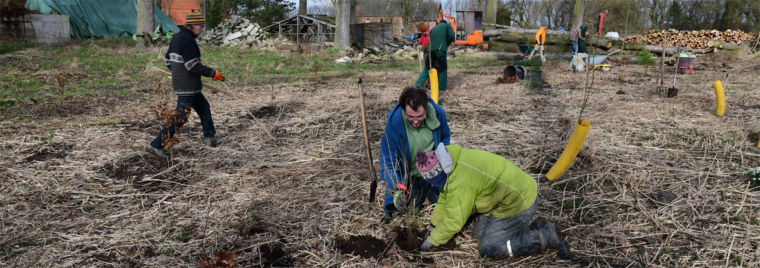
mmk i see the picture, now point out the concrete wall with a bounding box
[26,14,70,44]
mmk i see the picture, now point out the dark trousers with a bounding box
[473,198,545,258]
[150,93,215,149]
[415,51,448,91]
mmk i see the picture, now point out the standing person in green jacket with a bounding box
[414,144,570,259]
[414,20,455,91]
[577,24,588,54]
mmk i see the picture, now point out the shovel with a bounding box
[667,44,681,98]
[357,75,379,203]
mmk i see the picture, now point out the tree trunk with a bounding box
[136,0,154,47]
[572,0,583,29]
[335,0,351,50]
[485,0,497,31]
[299,0,307,15]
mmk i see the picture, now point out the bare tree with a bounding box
[309,0,336,15]
[386,0,421,32]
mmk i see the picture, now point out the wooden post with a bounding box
[296,15,300,43]
[318,23,322,43]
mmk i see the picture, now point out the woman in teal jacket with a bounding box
[415,144,569,259]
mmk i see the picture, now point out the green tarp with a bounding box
[25,0,179,39]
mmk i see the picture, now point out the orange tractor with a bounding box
[437,6,483,46]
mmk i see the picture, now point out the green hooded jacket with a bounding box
[429,22,456,53]
[401,103,440,177]
[428,145,538,246]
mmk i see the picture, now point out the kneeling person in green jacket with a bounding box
[415,144,569,259]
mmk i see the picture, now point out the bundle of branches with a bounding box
[625,29,759,50]
[0,0,30,18]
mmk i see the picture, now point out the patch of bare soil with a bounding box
[247,100,305,118]
[258,244,294,267]
[100,154,187,192]
[393,226,425,251]
[393,226,458,252]
[23,142,73,162]
[335,235,387,258]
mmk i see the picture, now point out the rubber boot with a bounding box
[529,217,548,230]
[148,146,169,160]
[205,136,226,147]
[539,222,570,259]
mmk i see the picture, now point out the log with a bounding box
[487,41,572,54]
[622,43,709,55]
[719,42,742,50]
[484,26,624,41]
[498,32,612,49]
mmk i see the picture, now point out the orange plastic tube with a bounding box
[546,120,591,181]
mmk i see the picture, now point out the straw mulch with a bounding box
[1,49,760,267]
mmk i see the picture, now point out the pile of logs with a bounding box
[625,29,758,50]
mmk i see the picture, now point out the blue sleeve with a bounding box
[436,104,451,145]
[380,123,405,192]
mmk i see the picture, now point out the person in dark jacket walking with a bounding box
[414,20,455,91]
[380,87,451,218]
[149,11,226,160]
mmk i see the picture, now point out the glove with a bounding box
[420,238,434,251]
[212,71,225,81]
[426,224,435,237]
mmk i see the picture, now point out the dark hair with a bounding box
[398,86,428,111]
[439,19,447,24]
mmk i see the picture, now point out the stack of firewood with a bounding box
[625,29,758,50]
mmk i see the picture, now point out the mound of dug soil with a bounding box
[393,226,457,252]
[335,235,387,259]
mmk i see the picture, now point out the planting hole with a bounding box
[335,235,387,259]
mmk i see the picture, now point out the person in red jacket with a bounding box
[418,24,429,49]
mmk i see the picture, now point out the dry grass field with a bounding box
[1,41,760,267]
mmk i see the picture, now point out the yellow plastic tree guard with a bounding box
[429,68,439,104]
[712,80,725,116]
[545,120,591,181]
